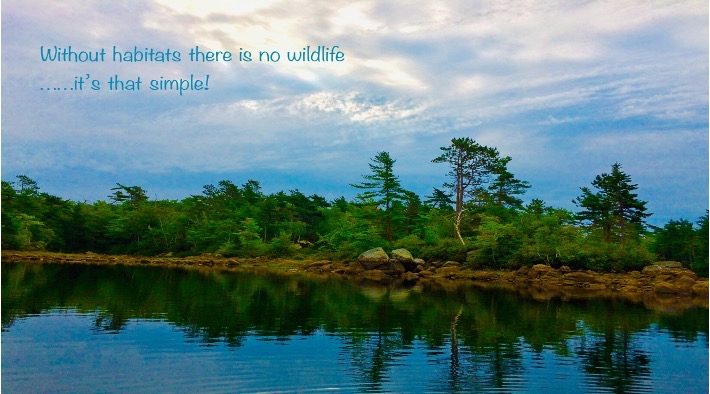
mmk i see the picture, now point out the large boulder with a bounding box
[529,264,557,279]
[391,248,413,262]
[358,247,390,270]
[358,247,389,262]
[391,248,419,271]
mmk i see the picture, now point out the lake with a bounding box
[2,262,708,393]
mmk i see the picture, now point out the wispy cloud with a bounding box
[1,0,707,224]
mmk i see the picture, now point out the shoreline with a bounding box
[3,250,708,312]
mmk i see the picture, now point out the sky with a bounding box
[1,0,708,226]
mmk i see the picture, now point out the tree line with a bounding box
[2,138,707,274]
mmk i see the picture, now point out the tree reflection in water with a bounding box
[2,262,707,392]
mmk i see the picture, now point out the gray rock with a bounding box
[391,248,414,262]
[358,247,390,262]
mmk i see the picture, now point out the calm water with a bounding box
[2,262,708,393]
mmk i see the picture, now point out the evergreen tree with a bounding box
[432,137,501,244]
[652,219,696,264]
[109,183,147,206]
[486,157,530,209]
[425,188,454,211]
[694,212,709,275]
[351,151,407,241]
[574,163,651,243]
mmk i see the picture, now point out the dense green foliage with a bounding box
[573,163,651,244]
[2,139,707,273]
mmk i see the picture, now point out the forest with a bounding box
[2,138,707,275]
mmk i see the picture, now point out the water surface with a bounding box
[2,262,708,392]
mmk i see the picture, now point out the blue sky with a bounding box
[2,0,708,226]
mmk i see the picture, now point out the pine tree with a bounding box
[425,187,454,211]
[432,137,501,244]
[351,151,407,241]
[574,163,651,243]
[486,156,530,210]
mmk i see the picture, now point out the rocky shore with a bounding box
[3,249,708,311]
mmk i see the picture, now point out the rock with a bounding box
[642,266,661,275]
[401,272,419,281]
[500,271,517,282]
[529,264,556,278]
[226,259,240,267]
[443,261,461,267]
[619,285,641,293]
[692,281,709,295]
[654,281,688,294]
[436,266,461,278]
[562,271,606,285]
[306,260,332,270]
[642,262,684,275]
[674,276,697,293]
[391,248,413,262]
[413,258,426,266]
[359,247,390,262]
[383,261,406,275]
[358,258,405,275]
[471,271,499,281]
[457,269,476,280]
[676,270,698,281]
[559,265,572,273]
[653,261,684,269]
[391,249,418,271]
[418,269,433,277]
[359,261,387,270]
[345,262,364,275]
[358,248,390,270]
[619,278,643,288]
[652,274,696,294]
[643,266,699,286]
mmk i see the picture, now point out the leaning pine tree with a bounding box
[433,138,501,245]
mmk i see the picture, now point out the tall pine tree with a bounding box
[351,151,407,241]
[432,137,500,244]
[574,163,651,243]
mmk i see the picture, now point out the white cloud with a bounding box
[152,0,283,18]
[1,0,707,221]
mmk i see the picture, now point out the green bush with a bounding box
[421,238,467,262]
[393,234,426,257]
